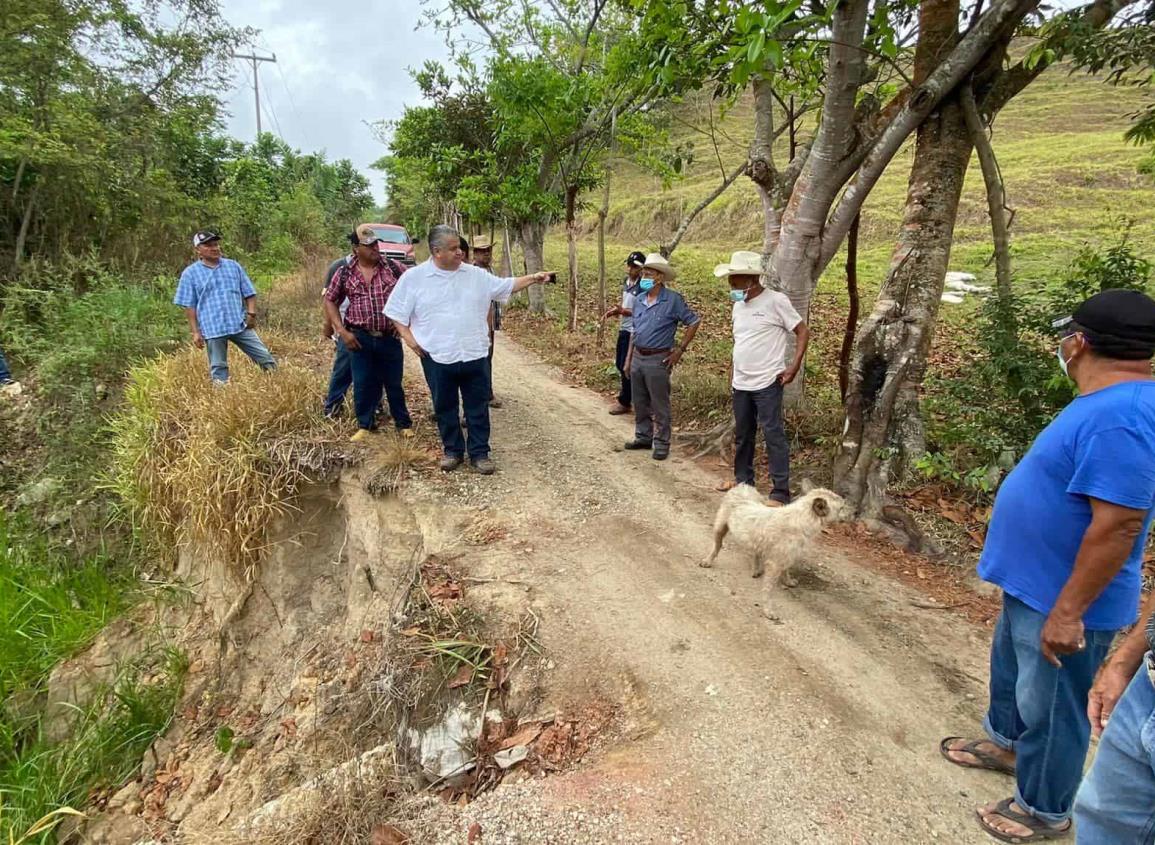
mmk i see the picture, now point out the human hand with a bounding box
[1041,610,1086,668]
[663,348,684,370]
[341,330,362,352]
[192,331,205,350]
[602,307,618,321]
[779,366,799,385]
[406,339,427,358]
[246,312,256,328]
[1089,660,1135,737]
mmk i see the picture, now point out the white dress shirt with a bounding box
[384,259,515,364]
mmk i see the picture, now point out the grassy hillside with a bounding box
[500,63,1155,488]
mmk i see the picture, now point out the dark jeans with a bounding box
[349,330,411,432]
[615,330,632,407]
[0,346,11,383]
[421,356,490,460]
[733,383,790,503]
[983,594,1117,824]
[324,337,353,416]
[487,330,496,401]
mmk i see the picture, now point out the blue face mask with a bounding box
[729,289,749,303]
[639,278,655,292]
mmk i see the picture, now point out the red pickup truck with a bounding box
[367,223,418,265]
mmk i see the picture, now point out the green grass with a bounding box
[0,515,183,844]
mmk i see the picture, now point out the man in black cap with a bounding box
[602,251,646,415]
[941,288,1155,842]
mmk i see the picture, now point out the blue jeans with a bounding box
[324,337,353,416]
[0,346,11,383]
[983,594,1117,824]
[1074,659,1155,843]
[348,330,411,432]
[421,356,490,460]
[204,329,276,383]
[733,382,790,502]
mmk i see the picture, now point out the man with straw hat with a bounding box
[714,250,808,504]
[471,235,504,408]
[622,253,701,461]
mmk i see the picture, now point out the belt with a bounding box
[635,346,672,356]
[349,326,389,338]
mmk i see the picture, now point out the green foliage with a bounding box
[924,231,1154,489]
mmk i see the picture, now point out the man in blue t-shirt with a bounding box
[940,289,1155,842]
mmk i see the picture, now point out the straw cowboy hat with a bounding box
[641,252,677,280]
[472,236,493,250]
[713,250,763,278]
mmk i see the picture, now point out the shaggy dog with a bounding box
[700,485,846,585]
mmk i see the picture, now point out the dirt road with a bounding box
[416,335,1001,843]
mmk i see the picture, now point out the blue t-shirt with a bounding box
[978,380,1155,630]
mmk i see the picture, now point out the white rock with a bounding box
[945,271,976,284]
[940,292,966,305]
[494,745,530,769]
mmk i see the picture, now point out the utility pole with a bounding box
[232,51,276,137]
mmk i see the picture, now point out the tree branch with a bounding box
[661,160,750,257]
[960,80,1012,301]
[818,0,1040,273]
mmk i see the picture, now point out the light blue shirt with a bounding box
[384,259,514,365]
[174,258,256,339]
[631,286,700,349]
[978,381,1155,630]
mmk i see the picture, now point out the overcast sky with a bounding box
[219,0,450,205]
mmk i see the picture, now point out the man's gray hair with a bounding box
[427,224,460,253]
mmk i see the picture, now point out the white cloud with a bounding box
[219,0,449,205]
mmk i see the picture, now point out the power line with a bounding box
[231,50,277,137]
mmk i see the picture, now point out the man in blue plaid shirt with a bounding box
[174,231,276,383]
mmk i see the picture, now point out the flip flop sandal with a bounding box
[976,797,1072,843]
[939,736,1015,775]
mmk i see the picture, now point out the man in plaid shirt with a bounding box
[174,230,276,383]
[323,224,413,440]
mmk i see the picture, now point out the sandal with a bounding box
[976,798,1071,843]
[939,736,1015,775]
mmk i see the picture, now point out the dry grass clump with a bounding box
[108,335,347,576]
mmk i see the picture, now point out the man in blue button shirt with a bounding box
[623,253,701,461]
[174,231,276,383]
[940,289,1155,843]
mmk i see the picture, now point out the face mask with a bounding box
[729,288,749,303]
[639,278,655,292]
[1057,334,1078,378]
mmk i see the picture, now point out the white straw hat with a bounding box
[713,250,763,278]
[641,252,677,280]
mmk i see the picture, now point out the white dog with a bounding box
[700,485,846,585]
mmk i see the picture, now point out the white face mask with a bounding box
[1057,334,1079,378]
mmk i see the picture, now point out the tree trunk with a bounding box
[839,214,861,404]
[835,98,974,517]
[519,219,547,313]
[14,181,40,271]
[960,83,1013,304]
[501,227,514,277]
[597,180,609,348]
[565,185,579,332]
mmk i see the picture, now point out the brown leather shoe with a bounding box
[608,403,631,416]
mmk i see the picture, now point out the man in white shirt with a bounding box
[714,250,809,504]
[385,225,553,475]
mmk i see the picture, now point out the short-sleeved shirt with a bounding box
[631,286,700,349]
[174,258,257,339]
[384,260,514,365]
[620,276,638,333]
[324,258,405,334]
[978,380,1155,630]
[731,289,802,391]
[324,255,353,323]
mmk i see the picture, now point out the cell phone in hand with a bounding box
[546,272,558,284]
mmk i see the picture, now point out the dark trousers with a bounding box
[733,382,790,503]
[615,330,632,407]
[630,352,671,448]
[486,330,496,401]
[324,337,353,415]
[422,356,491,460]
[0,346,11,383]
[349,330,411,431]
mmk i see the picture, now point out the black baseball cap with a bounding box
[1053,288,1155,360]
[625,251,646,268]
[192,230,221,247]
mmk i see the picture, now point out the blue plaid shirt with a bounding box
[174,258,257,339]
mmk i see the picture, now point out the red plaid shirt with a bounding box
[324,257,404,334]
